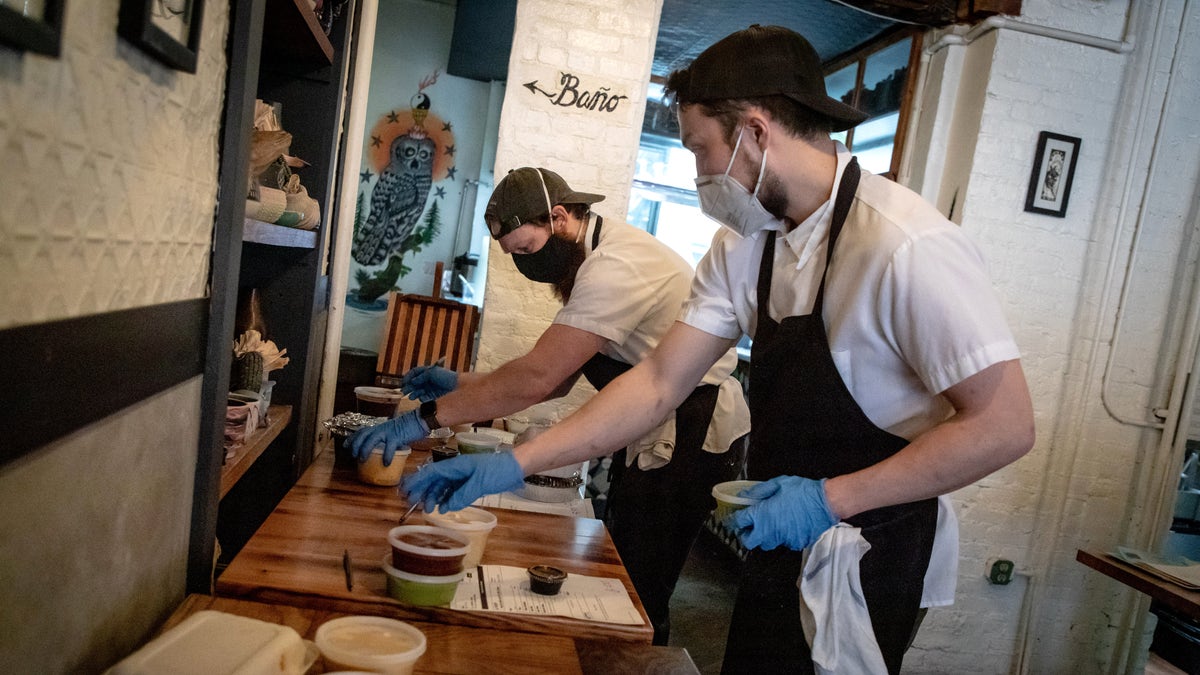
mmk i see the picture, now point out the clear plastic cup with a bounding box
[455,431,502,454]
[711,480,764,521]
[421,507,498,568]
[387,524,470,576]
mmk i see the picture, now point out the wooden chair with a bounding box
[376,293,480,385]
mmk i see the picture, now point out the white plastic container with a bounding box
[314,616,426,675]
[454,431,502,454]
[421,506,498,568]
[105,610,317,675]
[357,446,411,487]
[381,554,466,607]
[711,480,764,521]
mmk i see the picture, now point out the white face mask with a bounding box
[694,128,779,238]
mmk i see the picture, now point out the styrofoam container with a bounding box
[712,480,764,521]
[421,507,498,568]
[315,615,426,675]
[106,610,317,675]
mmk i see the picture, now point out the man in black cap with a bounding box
[404,26,1034,673]
[352,166,750,645]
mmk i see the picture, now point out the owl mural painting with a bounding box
[352,73,457,305]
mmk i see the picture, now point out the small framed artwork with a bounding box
[0,0,68,57]
[1024,131,1081,217]
[118,0,205,73]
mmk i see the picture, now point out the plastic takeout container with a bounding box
[454,431,502,454]
[354,387,416,418]
[387,524,470,576]
[711,480,764,521]
[314,615,426,675]
[381,554,466,607]
[421,507,498,568]
[357,446,411,487]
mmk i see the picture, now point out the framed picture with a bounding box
[0,0,67,57]
[1024,131,1081,217]
[118,0,205,73]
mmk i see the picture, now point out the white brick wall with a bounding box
[478,0,661,419]
[905,2,1200,673]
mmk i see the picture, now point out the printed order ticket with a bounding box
[450,564,644,625]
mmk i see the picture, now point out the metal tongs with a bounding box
[397,500,422,525]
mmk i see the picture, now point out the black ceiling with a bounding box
[447,0,904,84]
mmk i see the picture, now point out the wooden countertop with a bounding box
[162,594,696,674]
[216,446,653,643]
[1077,548,1200,619]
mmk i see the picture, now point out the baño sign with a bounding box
[523,72,628,113]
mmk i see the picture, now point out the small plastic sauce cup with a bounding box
[527,564,567,595]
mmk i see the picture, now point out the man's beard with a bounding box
[758,167,790,221]
[551,236,588,303]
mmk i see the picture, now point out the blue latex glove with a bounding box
[726,476,838,551]
[347,409,429,466]
[402,451,525,513]
[401,365,458,402]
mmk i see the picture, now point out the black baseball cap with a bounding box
[669,25,867,132]
[485,167,605,239]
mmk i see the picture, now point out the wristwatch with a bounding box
[419,399,441,431]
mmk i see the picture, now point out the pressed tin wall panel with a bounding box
[0,0,230,671]
[0,0,228,329]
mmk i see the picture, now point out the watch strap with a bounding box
[419,399,441,431]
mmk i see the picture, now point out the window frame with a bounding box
[824,27,924,181]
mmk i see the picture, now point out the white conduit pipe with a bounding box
[1099,12,1191,430]
[899,14,1133,186]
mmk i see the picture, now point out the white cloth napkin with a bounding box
[799,523,887,675]
[626,377,750,470]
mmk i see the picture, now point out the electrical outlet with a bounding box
[986,558,1014,585]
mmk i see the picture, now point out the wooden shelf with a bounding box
[243,218,318,248]
[221,404,293,499]
[262,0,334,72]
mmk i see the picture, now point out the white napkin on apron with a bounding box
[798,523,887,675]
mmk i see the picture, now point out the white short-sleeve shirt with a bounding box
[680,146,1020,607]
[554,215,751,456]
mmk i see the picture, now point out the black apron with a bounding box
[576,218,737,645]
[722,159,937,675]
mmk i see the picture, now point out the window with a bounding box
[627,83,719,269]
[824,33,919,179]
[628,32,920,265]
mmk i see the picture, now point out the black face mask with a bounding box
[512,234,579,284]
